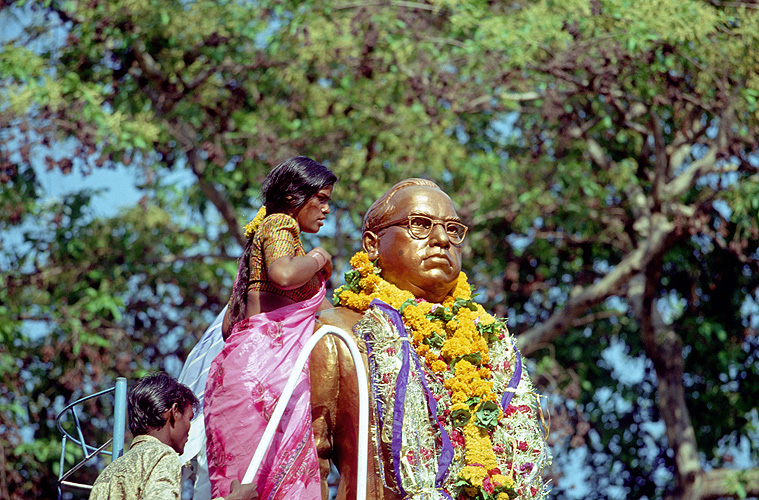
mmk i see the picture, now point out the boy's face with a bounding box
[168,404,194,454]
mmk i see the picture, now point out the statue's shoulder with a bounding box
[316,306,364,335]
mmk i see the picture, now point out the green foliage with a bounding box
[2,0,759,499]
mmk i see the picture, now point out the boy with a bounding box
[91,372,257,500]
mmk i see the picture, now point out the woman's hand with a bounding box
[309,247,332,277]
[267,248,332,290]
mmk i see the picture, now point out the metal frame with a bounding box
[56,377,127,499]
[242,325,369,500]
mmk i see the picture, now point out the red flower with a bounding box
[482,476,495,494]
[488,467,502,476]
[503,405,517,418]
[450,428,465,447]
[517,441,529,452]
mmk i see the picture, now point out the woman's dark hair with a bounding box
[128,372,199,436]
[227,156,337,332]
[261,156,337,215]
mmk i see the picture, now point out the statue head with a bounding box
[362,179,466,303]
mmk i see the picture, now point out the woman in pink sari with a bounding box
[204,157,337,500]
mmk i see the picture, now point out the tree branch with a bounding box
[517,212,676,354]
[698,467,759,500]
[629,272,702,498]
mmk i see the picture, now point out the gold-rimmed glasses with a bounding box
[369,214,468,244]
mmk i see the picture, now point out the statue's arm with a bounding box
[310,308,362,499]
[311,307,397,500]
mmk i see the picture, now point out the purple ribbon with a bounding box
[500,339,522,410]
[368,300,454,499]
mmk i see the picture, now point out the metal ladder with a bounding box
[56,377,127,499]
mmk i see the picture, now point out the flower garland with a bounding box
[333,252,551,500]
[243,206,267,238]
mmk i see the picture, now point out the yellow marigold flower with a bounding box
[431,360,448,373]
[440,337,470,360]
[492,474,514,488]
[361,273,381,289]
[454,272,472,298]
[451,390,467,404]
[349,251,373,274]
[451,401,469,412]
[477,379,494,393]
[464,423,498,469]
[243,206,267,238]
[480,311,496,324]
[446,318,462,334]
[444,377,461,392]
[455,359,475,376]
[459,465,487,487]
[416,344,430,356]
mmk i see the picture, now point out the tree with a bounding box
[465,3,759,499]
[1,0,758,499]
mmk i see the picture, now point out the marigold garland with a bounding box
[243,206,267,239]
[334,252,550,500]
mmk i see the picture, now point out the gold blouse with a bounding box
[247,213,322,302]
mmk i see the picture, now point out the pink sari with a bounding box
[204,284,324,500]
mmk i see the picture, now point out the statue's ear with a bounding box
[363,231,380,260]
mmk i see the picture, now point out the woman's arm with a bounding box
[267,247,332,290]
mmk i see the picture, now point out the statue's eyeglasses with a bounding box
[370,215,468,244]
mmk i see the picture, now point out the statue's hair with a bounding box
[362,178,442,234]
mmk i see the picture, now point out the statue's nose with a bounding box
[427,222,451,246]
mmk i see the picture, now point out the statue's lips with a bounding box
[423,253,452,267]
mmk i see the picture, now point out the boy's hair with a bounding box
[127,372,199,436]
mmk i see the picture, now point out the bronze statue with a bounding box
[310,179,550,500]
